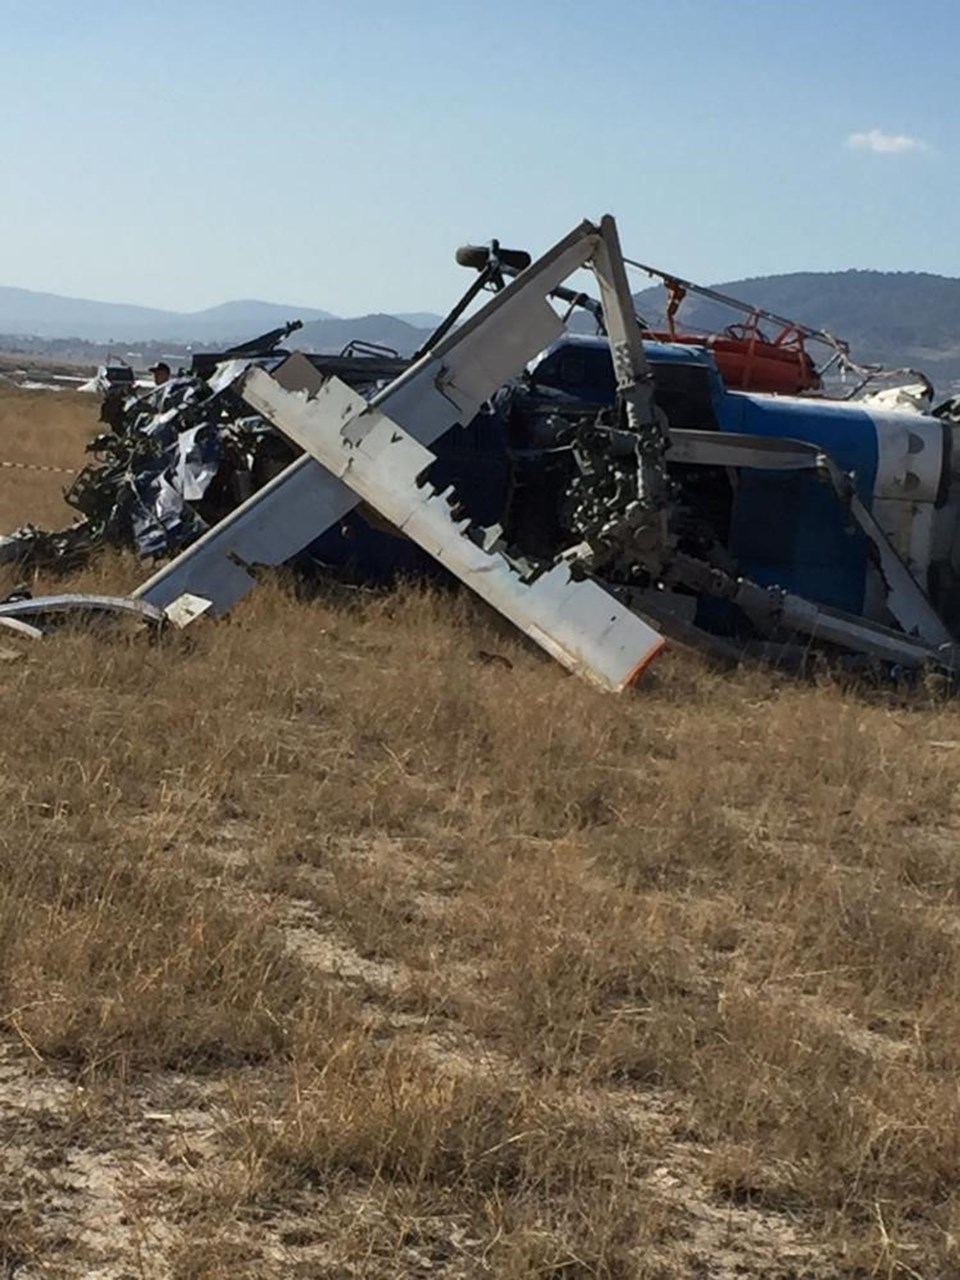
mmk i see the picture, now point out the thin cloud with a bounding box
[846,128,930,155]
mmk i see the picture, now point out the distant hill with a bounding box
[0,287,335,343]
[5,271,960,392]
[633,270,960,391]
[291,313,433,358]
[392,312,444,329]
[0,284,435,356]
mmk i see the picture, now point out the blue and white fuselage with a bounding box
[524,334,958,628]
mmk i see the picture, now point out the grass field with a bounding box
[3,380,960,1277]
[0,383,98,530]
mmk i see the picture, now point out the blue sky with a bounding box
[1,0,957,314]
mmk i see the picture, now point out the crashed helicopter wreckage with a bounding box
[4,214,960,689]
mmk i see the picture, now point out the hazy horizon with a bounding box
[1,0,958,317]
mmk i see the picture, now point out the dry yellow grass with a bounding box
[3,382,960,1277]
[0,382,98,528]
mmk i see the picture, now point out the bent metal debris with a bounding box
[4,215,960,691]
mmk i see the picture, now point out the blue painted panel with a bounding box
[300,337,888,624]
[715,393,879,613]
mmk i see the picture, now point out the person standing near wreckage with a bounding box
[150,361,171,386]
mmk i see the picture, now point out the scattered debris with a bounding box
[83,356,138,397]
[0,613,42,641]
[0,323,400,574]
[0,591,167,632]
[6,214,960,689]
[475,650,513,670]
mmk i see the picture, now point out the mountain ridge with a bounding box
[290,313,433,358]
[632,269,960,388]
[0,287,336,343]
[3,270,960,389]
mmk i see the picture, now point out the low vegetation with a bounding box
[3,381,960,1277]
[0,381,97,528]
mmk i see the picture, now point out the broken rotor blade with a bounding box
[240,367,665,692]
[133,219,609,618]
[0,594,167,630]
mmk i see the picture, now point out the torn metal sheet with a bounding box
[241,366,665,691]
[162,592,213,629]
[174,425,223,502]
[0,328,319,572]
[133,218,646,619]
[7,215,960,686]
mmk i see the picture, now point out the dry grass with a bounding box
[4,381,960,1276]
[0,382,98,528]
